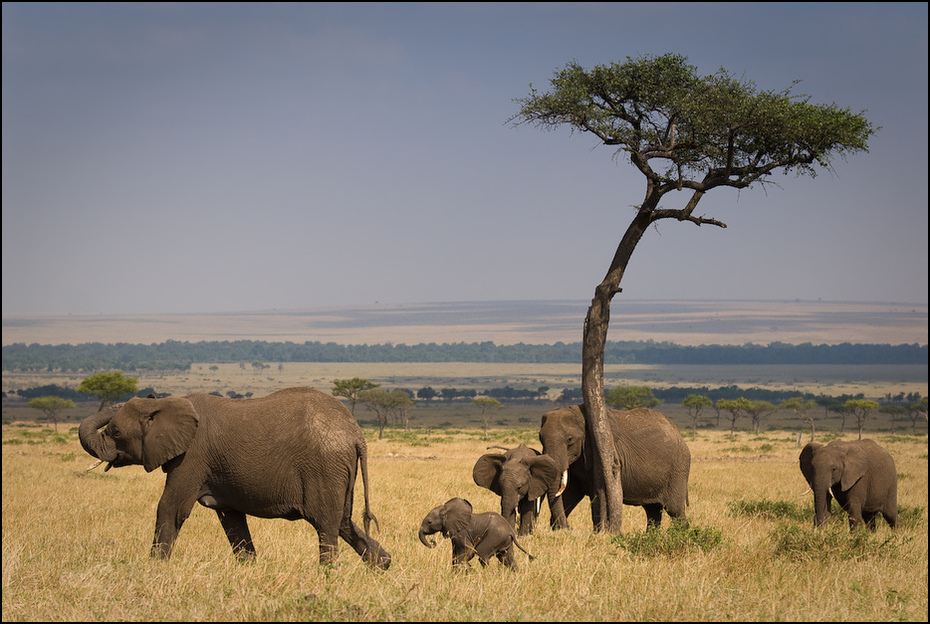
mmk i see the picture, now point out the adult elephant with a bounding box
[799,439,897,530]
[539,404,691,530]
[472,443,561,535]
[78,387,391,569]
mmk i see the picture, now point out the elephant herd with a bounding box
[77,386,899,571]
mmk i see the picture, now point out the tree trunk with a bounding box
[580,206,653,533]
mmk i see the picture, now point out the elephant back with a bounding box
[610,407,690,504]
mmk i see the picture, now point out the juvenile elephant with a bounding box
[418,498,535,569]
[799,439,898,530]
[78,387,391,569]
[472,443,561,535]
[539,404,691,530]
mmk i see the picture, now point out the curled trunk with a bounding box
[78,403,122,465]
[418,528,436,548]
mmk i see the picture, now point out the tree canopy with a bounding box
[27,396,75,432]
[511,53,875,532]
[332,377,380,415]
[77,372,139,412]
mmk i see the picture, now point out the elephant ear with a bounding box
[799,442,821,486]
[473,454,507,495]
[525,454,561,501]
[139,397,199,472]
[840,447,869,492]
[441,498,473,539]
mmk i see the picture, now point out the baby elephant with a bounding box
[418,498,535,569]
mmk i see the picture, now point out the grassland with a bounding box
[2,420,926,621]
[2,313,927,621]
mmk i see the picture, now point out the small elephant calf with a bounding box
[418,498,535,570]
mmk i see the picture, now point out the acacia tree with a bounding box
[606,385,661,410]
[682,393,713,440]
[716,397,752,440]
[511,53,874,531]
[332,377,380,415]
[845,399,880,440]
[78,371,138,412]
[780,396,818,444]
[28,396,75,432]
[472,396,503,439]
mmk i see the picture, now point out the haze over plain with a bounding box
[2,3,927,320]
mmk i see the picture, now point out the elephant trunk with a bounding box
[418,527,437,548]
[500,491,520,528]
[812,482,832,527]
[78,404,121,468]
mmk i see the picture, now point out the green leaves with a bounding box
[511,53,875,192]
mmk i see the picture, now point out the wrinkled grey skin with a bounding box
[472,443,561,535]
[539,405,691,530]
[799,439,897,530]
[418,497,535,570]
[79,387,390,569]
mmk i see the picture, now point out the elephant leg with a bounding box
[315,524,341,566]
[215,509,256,559]
[339,518,391,570]
[475,541,499,568]
[497,547,517,570]
[451,542,473,568]
[517,498,537,536]
[548,495,570,529]
[152,486,198,558]
[643,504,664,530]
[845,508,864,531]
[550,482,585,529]
[884,509,897,529]
[862,510,879,531]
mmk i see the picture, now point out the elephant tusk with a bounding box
[86,459,104,471]
[536,497,541,515]
[554,470,568,498]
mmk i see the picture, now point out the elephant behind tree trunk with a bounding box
[539,405,691,531]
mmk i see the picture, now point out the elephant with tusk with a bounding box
[539,404,691,531]
[78,387,391,569]
[472,443,561,535]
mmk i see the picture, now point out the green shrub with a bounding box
[612,521,723,556]
[770,524,908,560]
[727,498,810,523]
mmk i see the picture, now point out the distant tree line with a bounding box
[2,339,926,372]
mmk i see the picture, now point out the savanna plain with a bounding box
[2,301,928,621]
[2,365,928,622]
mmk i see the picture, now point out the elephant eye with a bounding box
[108,425,121,438]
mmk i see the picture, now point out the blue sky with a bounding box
[3,3,927,316]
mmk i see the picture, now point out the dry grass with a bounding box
[2,422,926,622]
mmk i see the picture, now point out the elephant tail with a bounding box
[513,536,535,561]
[357,440,380,536]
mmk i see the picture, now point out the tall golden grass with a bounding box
[2,422,926,621]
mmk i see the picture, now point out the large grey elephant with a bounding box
[78,387,391,569]
[472,443,561,535]
[539,404,691,530]
[799,439,897,530]
[418,497,535,570]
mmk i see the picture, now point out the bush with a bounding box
[770,524,908,560]
[612,521,723,556]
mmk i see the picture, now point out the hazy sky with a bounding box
[3,3,927,316]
